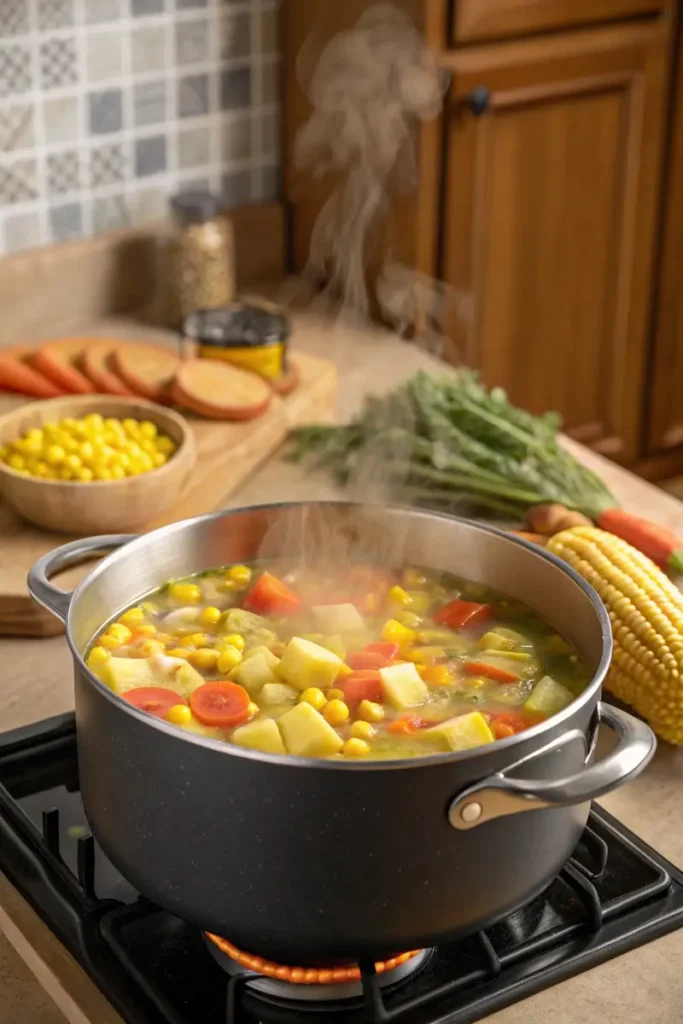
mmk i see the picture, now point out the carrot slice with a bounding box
[111,344,181,403]
[122,687,183,719]
[342,671,383,704]
[243,572,300,616]
[190,681,251,728]
[464,660,520,684]
[32,339,96,394]
[172,358,272,421]
[0,347,67,398]
[81,342,136,397]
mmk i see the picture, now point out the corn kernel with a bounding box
[86,646,110,669]
[167,647,188,659]
[189,648,220,671]
[299,688,327,711]
[7,453,26,470]
[466,677,486,690]
[106,623,132,644]
[199,606,222,627]
[100,633,122,650]
[423,664,452,686]
[134,624,157,638]
[185,632,210,648]
[141,601,159,615]
[218,579,239,593]
[166,704,192,726]
[326,688,346,701]
[350,720,376,740]
[169,582,202,604]
[227,564,252,587]
[389,585,411,606]
[139,420,158,439]
[138,639,165,658]
[221,632,246,652]
[381,619,416,646]
[217,647,243,674]
[358,700,385,723]
[77,466,95,482]
[247,702,260,717]
[324,699,349,727]
[119,607,145,627]
[336,663,353,678]
[343,738,370,757]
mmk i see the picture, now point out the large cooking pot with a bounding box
[28,502,655,966]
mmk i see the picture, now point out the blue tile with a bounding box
[220,67,251,110]
[135,135,167,177]
[88,89,124,134]
[177,74,209,118]
[50,202,83,243]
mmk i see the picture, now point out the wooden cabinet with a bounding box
[282,2,676,470]
[648,29,683,454]
[440,23,669,460]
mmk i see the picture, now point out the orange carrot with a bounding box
[0,348,67,398]
[597,509,683,573]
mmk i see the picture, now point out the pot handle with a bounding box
[449,702,655,831]
[27,535,135,625]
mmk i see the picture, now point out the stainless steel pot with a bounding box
[28,502,655,965]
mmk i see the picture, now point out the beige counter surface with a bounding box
[1,306,683,1022]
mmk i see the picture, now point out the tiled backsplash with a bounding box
[0,0,281,255]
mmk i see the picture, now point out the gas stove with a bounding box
[1,714,682,1024]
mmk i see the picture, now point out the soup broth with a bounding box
[87,562,590,760]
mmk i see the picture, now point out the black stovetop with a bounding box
[1,713,682,1024]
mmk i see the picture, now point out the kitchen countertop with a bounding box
[1,303,683,1023]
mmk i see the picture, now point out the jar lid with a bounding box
[182,302,291,348]
[171,190,222,223]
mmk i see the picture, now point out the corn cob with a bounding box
[547,526,683,745]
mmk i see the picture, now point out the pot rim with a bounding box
[67,501,613,772]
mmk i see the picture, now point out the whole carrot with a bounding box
[597,508,683,573]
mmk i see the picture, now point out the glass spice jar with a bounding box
[169,191,235,323]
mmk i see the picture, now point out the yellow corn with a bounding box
[548,526,683,745]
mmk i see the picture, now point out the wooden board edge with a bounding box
[0,872,125,1024]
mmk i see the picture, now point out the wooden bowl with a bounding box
[0,395,195,534]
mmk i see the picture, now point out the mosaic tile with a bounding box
[40,37,78,90]
[219,13,250,61]
[92,194,129,233]
[131,0,165,13]
[85,0,123,22]
[220,114,251,162]
[0,103,34,152]
[0,44,32,98]
[37,0,75,30]
[46,150,81,195]
[0,158,37,204]
[90,141,126,186]
[220,169,251,207]
[178,124,210,168]
[0,1,29,37]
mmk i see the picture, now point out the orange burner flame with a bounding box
[205,934,421,985]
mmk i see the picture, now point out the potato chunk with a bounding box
[524,675,573,715]
[277,637,343,691]
[232,718,286,755]
[312,603,365,634]
[426,712,494,751]
[278,701,344,757]
[379,662,428,710]
[235,653,280,696]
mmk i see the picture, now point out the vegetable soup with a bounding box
[87,563,590,760]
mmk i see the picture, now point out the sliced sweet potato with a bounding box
[171,359,272,421]
[273,361,300,397]
[112,344,181,403]
[33,339,95,394]
[81,343,136,397]
[0,346,67,398]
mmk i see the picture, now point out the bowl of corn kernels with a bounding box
[0,395,195,533]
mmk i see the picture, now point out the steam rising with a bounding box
[266,4,463,569]
[295,3,449,322]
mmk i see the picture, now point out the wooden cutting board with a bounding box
[0,347,337,638]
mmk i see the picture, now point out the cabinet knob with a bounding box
[467,86,490,116]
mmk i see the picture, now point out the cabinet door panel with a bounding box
[441,24,669,459]
[452,0,664,45]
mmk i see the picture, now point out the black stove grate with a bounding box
[1,713,682,1024]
